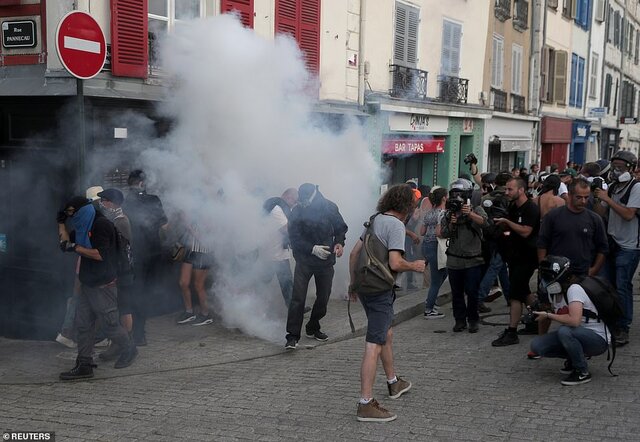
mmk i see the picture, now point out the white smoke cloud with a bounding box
[136,14,382,343]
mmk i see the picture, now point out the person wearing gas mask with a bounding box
[593,150,640,346]
[284,183,348,349]
[529,256,611,386]
[440,178,488,333]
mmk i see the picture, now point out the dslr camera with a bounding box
[463,152,478,165]
[445,196,466,221]
[591,177,604,192]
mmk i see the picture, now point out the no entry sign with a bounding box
[56,11,106,79]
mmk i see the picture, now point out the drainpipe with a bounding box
[616,0,626,147]
[534,0,549,166]
[358,0,367,108]
[599,0,609,158]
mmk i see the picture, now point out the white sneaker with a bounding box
[424,310,445,319]
[94,338,110,348]
[56,333,77,349]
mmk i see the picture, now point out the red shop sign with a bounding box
[382,137,445,155]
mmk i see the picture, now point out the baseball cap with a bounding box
[560,168,577,178]
[97,188,124,206]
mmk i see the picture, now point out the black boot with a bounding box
[453,320,467,332]
[59,360,96,381]
[114,344,138,369]
[98,342,122,361]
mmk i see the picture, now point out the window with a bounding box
[512,44,523,94]
[575,0,590,30]
[635,30,639,64]
[111,0,148,78]
[548,0,558,9]
[393,2,419,67]
[562,0,576,18]
[589,53,598,98]
[621,80,636,118]
[221,0,254,28]
[629,24,635,57]
[513,0,529,31]
[607,7,614,43]
[554,50,568,104]
[275,0,321,73]
[603,73,612,111]
[491,34,504,88]
[541,45,556,102]
[614,10,621,48]
[595,0,605,21]
[569,53,585,107]
[441,19,462,76]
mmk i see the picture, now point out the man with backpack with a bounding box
[530,256,616,385]
[58,196,138,380]
[593,150,640,346]
[348,184,425,422]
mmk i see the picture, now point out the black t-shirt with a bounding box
[499,199,540,263]
[123,191,168,258]
[77,213,117,287]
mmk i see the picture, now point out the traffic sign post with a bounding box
[55,11,106,79]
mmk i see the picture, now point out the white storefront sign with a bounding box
[389,113,449,133]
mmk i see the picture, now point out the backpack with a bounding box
[351,213,397,295]
[482,190,510,241]
[568,276,623,375]
[114,225,135,286]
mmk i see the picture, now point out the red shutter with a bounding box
[221,0,254,28]
[275,0,320,73]
[111,0,148,78]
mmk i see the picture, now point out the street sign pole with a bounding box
[77,78,85,177]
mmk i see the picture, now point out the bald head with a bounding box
[282,188,298,208]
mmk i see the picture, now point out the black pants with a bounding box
[131,255,160,340]
[285,262,334,341]
[75,283,131,364]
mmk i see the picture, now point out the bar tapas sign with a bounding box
[382,137,445,155]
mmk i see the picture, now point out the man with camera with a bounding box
[440,178,488,333]
[593,150,640,346]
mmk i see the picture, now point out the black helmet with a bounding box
[611,150,638,168]
[595,159,610,178]
[449,178,473,200]
[538,255,572,297]
[481,172,497,185]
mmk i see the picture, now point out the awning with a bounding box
[498,137,532,152]
[382,137,445,154]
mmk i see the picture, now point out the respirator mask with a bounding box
[609,166,632,183]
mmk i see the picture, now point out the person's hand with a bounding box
[450,213,458,224]
[59,240,77,253]
[533,311,549,322]
[594,188,610,203]
[56,210,67,224]
[493,217,508,226]
[311,245,332,260]
[334,244,344,258]
[461,204,471,216]
[412,259,426,273]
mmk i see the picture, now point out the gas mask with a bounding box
[609,167,632,183]
[298,188,317,208]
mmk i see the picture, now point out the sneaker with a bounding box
[285,337,298,350]
[98,343,122,361]
[356,399,397,422]
[468,320,479,333]
[176,311,197,324]
[306,330,329,341]
[527,351,541,360]
[94,338,110,348]
[484,288,503,303]
[453,320,467,332]
[59,361,95,381]
[478,303,492,313]
[615,330,629,346]
[561,370,591,386]
[424,310,445,319]
[114,345,138,369]
[56,333,77,349]
[559,359,573,374]
[192,313,214,326]
[491,329,519,347]
[388,377,411,399]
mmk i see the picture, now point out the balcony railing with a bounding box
[491,87,508,112]
[437,75,469,104]
[495,0,511,21]
[511,93,526,114]
[513,0,528,31]
[389,64,428,101]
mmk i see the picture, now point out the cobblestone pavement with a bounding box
[2,289,640,441]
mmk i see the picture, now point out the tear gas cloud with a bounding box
[134,15,382,342]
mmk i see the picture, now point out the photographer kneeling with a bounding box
[530,256,610,386]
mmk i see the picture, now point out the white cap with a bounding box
[86,186,104,201]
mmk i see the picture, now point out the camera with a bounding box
[463,152,478,165]
[445,197,463,213]
[591,177,604,192]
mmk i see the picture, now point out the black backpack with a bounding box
[114,226,135,286]
[569,276,624,375]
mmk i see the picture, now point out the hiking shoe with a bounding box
[484,288,503,303]
[468,320,479,333]
[114,345,138,369]
[559,359,573,374]
[491,329,519,347]
[561,370,591,386]
[98,343,122,362]
[356,399,397,422]
[453,320,467,332]
[478,303,492,313]
[59,361,95,381]
[424,309,445,319]
[306,330,329,341]
[285,337,298,350]
[94,338,110,348]
[176,311,197,324]
[615,330,629,346]
[388,377,411,399]
[56,333,77,349]
[527,351,541,360]
[192,313,214,326]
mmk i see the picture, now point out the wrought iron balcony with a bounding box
[389,64,428,101]
[437,75,469,104]
[511,93,526,114]
[491,87,508,112]
[513,0,528,31]
[494,0,511,21]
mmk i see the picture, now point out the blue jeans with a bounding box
[605,247,640,332]
[422,240,448,311]
[448,265,482,322]
[478,250,510,302]
[530,325,608,373]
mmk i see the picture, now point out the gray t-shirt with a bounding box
[607,182,640,250]
[360,213,406,254]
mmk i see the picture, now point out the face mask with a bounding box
[99,202,116,217]
[545,282,563,295]
[610,167,632,182]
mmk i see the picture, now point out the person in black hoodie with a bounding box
[284,183,348,349]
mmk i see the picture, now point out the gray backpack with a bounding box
[352,213,397,295]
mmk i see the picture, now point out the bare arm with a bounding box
[74,245,103,261]
[535,301,583,328]
[389,250,425,273]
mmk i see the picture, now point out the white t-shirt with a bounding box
[265,205,291,261]
[552,284,610,343]
[558,182,568,197]
[607,181,640,250]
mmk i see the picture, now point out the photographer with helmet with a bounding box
[440,178,488,333]
[529,256,611,386]
[593,150,640,346]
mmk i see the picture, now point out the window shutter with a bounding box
[595,0,604,21]
[604,73,612,109]
[570,53,577,106]
[275,0,320,74]
[512,44,522,94]
[614,11,620,47]
[540,46,549,100]
[111,0,148,78]
[221,0,254,28]
[441,20,461,76]
[406,6,418,65]
[394,3,407,65]
[577,56,585,107]
[275,0,298,39]
[589,53,598,97]
[571,0,578,18]
[554,50,567,104]
[492,35,503,88]
[635,31,639,64]
[497,38,504,88]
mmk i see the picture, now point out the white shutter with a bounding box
[441,20,462,76]
[394,3,407,65]
[492,36,499,87]
[497,37,504,88]
[595,0,605,21]
[512,44,523,94]
[406,6,419,65]
[589,53,598,97]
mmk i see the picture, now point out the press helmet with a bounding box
[449,178,473,200]
[610,150,638,169]
[538,255,572,297]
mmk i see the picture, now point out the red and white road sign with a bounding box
[55,11,106,80]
